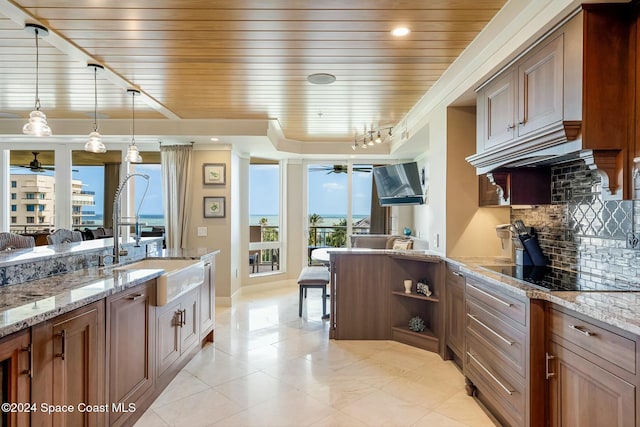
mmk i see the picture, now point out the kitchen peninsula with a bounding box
[0,238,219,427]
[329,249,640,427]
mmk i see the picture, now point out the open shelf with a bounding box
[391,325,439,352]
[391,290,439,303]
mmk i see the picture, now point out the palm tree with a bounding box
[308,213,323,246]
[329,218,348,247]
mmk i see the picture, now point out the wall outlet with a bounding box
[197,226,208,237]
[626,233,640,250]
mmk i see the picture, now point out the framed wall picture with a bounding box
[203,163,226,185]
[203,196,225,218]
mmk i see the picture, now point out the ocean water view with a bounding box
[82,214,165,228]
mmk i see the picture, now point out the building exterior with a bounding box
[9,174,95,233]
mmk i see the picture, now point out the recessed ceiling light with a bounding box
[391,27,410,37]
[307,73,336,85]
[210,137,219,142]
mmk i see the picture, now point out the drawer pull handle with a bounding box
[467,284,512,307]
[467,314,514,346]
[467,352,514,395]
[55,330,66,360]
[452,271,464,278]
[569,324,596,337]
[128,293,144,301]
[545,352,556,379]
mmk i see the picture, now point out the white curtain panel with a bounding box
[160,144,193,249]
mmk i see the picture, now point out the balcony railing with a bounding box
[308,225,370,248]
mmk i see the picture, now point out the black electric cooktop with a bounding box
[479,265,640,292]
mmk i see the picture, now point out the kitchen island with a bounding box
[329,249,640,427]
[0,239,219,427]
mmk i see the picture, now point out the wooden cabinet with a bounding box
[106,281,155,427]
[463,274,544,427]
[32,300,105,427]
[479,167,551,207]
[156,288,199,386]
[330,252,444,355]
[0,329,31,427]
[474,34,566,174]
[330,253,390,340]
[200,256,215,343]
[444,263,465,363]
[546,306,638,427]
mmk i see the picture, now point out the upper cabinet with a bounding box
[468,4,636,200]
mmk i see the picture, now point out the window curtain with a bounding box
[103,163,120,228]
[369,172,388,234]
[160,144,193,249]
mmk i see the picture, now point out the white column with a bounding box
[54,146,73,229]
[0,149,10,232]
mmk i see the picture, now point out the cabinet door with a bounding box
[156,300,181,378]
[0,330,30,427]
[517,35,564,137]
[180,289,199,355]
[36,301,105,427]
[548,341,636,427]
[200,259,215,341]
[445,267,465,360]
[107,282,155,426]
[480,69,516,149]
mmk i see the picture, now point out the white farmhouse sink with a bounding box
[114,259,205,305]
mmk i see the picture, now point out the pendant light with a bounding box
[22,23,52,137]
[125,89,142,163]
[84,64,106,153]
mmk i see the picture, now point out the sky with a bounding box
[249,163,373,217]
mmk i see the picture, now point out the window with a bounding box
[26,217,34,224]
[248,160,281,275]
[39,205,45,212]
[11,181,16,188]
[131,164,164,231]
[26,205,35,212]
[11,217,16,224]
[11,193,16,200]
[26,193,35,200]
[11,205,16,212]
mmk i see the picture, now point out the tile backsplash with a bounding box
[511,160,640,282]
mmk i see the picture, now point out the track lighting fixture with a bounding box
[351,125,393,151]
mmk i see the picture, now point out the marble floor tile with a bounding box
[135,283,496,426]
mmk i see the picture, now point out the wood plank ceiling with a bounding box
[0,0,506,144]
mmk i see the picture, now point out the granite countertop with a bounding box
[448,256,640,337]
[0,247,220,339]
[0,236,162,268]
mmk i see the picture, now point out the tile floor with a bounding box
[134,283,496,427]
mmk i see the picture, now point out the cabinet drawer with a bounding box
[549,308,636,375]
[466,276,526,326]
[465,336,525,427]
[466,299,526,377]
[446,264,465,287]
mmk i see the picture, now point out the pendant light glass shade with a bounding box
[23,24,52,136]
[126,89,142,163]
[84,64,106,153]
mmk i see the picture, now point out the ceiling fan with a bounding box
[12,152,78,173]
[309,165,372,174]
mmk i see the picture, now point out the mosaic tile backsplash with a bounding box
[511,160,640,282]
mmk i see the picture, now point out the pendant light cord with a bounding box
[93,66,98,132]
[34,29,41,111]
[131,91,136,145]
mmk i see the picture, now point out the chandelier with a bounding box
[352,125,393,150]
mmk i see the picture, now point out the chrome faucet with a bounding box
[112,173,150,264]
